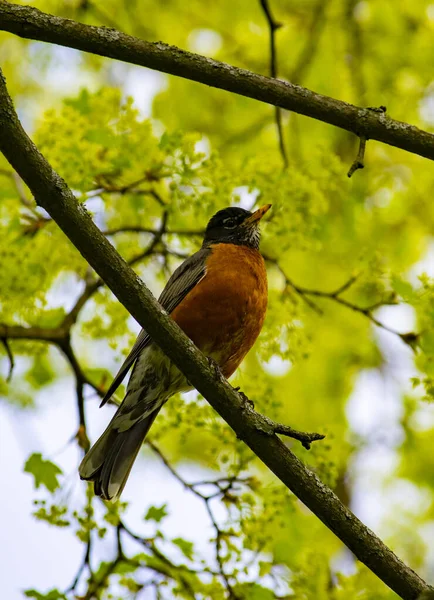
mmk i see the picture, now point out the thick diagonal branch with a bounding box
[0,69,431,600]
[1,2,434,162]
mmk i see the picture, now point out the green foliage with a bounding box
[33,499,70,528]
[144,503,169,523]
[24,590,67,600]
[3,1,434,598]
[172,537,195,560]
[24,453,63,493]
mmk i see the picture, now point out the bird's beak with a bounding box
[243,204,272,226]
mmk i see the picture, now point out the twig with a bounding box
[82,556,123,600]
[347,135,367,177]
[61,279,101,330]
[204,497,239,599]
[103,225,203,237]
[1,337,15,382]
[259,0,288,168]
[147,441,242,598]
[58,338,91,452]
[260,0,283,73]
[67,535,92,592]
[147,441,248,500]
[238,392,325,450]
[264,255,323,314]
[118,521,198,597]
[259,414,325,450]
[266,256,417,346]
[63,210,170,331]
[331,275,359,296]
[0,323,67,343]
[293,278,417,344]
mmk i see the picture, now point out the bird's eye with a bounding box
[222,217,237,229]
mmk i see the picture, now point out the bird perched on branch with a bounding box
[79,204,271,500]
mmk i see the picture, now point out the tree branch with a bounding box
[0,323,68,343]
[1,337,15,382]
[347,134,367,177]
[0,67,431,600]
[147,440,243,597]
[58,337,91,451]
[265,257,418,348]
[1,2,434,162]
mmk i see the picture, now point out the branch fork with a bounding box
[237,389,325,449]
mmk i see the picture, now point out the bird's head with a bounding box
[203,204,271,249]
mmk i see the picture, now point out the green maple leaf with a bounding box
[24,453,63,493]
[144,503,168,523]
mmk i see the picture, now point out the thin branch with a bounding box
[61,278,101,330]
[1,61,432,600]
[58,337,91,451]
[260,0,283,69]
[330,275,359,296]
[293,281,410,339]
[0,323,105,402]
[1,337,15,382]
[0,323,68,343]
[63,211,170,329]
[82,556,123,600]
[147,440,242,598]
[347,135,367,177]
[118,522,198,598]
[103,226,203,237]
[147,440,201,496]
[67,535,92,593]
[147,441,250,501]
[259,0,288,168]
[265,257,417,347]
[264,256,323,314]
[253,409,325,450]
[91,176,170,198]
[1,2,434,161]
[204,497,239,599]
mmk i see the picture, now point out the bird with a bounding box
[79,204,271,500]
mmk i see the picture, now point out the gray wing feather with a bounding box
[99,246,210,407]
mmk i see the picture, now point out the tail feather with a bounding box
[79,410,160,501]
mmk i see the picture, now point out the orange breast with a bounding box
[171,243,268,378]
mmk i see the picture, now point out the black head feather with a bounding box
[203,207,262,249]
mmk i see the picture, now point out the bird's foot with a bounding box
[207,356,224,380]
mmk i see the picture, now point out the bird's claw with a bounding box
[207,356,224,380]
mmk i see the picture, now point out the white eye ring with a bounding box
[222,217,237,229]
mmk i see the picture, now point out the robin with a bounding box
[79,204,271,500]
